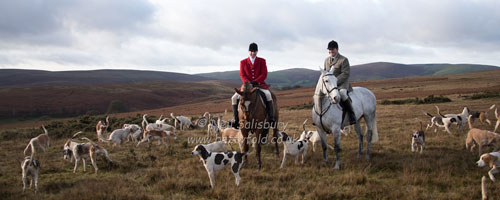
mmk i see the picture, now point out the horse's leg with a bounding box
[273,127,280,160]
[241,130,250,164]
[365,114,375,160]
[332,124,342,170]
[316,128,329,164]
[256,129,263,170]
[354,123,363,157]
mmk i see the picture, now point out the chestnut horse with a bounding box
[234,82,280,170]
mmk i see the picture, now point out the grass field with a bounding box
[1,70,500,199]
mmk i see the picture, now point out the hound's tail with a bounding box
[496,108,499,119]
[158,114,163,122]
[142,114,148,130]
[72,131,84,139]
[490,104,496,110]
[105,116,110,131]
[81,137,98,146]
[23,141,32,156]
[424,112,433,118]
[435,105,446,118]
[170,113,181,124]
[302,119,308,132]
[371,113,379,142]
[419,121,423,131]
[170,113,179,122]
[467,115,474,129]
[42,125,48,136]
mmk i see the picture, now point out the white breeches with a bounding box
[232,89,272,105]
[340,89,348,101]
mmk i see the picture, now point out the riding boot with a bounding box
[232,99,240,129]
[343,99,357,125]
[265,101,276,128]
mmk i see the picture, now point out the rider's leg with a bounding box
[340,89,356,125]
[231,92,240,129]
[259,89,276,126]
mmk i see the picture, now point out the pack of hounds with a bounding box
[422,104,500,199]
[19,105,500,197]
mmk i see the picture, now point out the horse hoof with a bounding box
[334,162,340,170]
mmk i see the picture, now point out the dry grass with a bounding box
[1,70,500,199]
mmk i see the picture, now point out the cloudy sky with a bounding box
[0,0,499,74]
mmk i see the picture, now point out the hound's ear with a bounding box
[490,155,498,168]
[234,88,243,95]
[250,88,257,94]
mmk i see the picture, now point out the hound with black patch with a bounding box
[21,156,40,193]
[24,125,50,160]
[477,152,500,182]
[279,131,310,168]
[437,105,469,132]
[298,119,334,153]
[191,145,246,188]
[424,111,455,134]
[63,137,112,173]
[411,122,425,153]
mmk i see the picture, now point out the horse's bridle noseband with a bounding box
[313,73,339,134]
[315,73,338,98]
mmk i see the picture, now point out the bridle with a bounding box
[313,73,339,134]
[240,90,259,122]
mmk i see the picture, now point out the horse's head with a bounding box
[318,68,341,104]
[234,81,258,120]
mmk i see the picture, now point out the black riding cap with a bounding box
[249,43,258,52]
[327,40,338,50]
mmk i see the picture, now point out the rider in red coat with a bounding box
[231,43,275,128]
[239,55,269,90]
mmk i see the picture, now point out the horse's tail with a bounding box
[371,113,379,143]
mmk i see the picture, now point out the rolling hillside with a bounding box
[197,62,498,86]
[0,69,214,88]
[0,80,238,121]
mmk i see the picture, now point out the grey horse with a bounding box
[312,68,378,169]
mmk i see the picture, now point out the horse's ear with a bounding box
[250,88,257,94]
[234,88,242,95]
[319,67,327,75]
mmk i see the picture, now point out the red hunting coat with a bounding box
[239,57,269,90]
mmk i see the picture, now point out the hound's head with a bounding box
[192,144,210,160]
[63,140,73,160]
[477,153,498,168]
[411,131,420,139]
[278,131,291,142]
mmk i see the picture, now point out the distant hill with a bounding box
[197,62,499,87]
[350,62,498,81]
[0,80,238,120]
[0,69,213,88]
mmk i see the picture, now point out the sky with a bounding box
[0,0,499,74]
